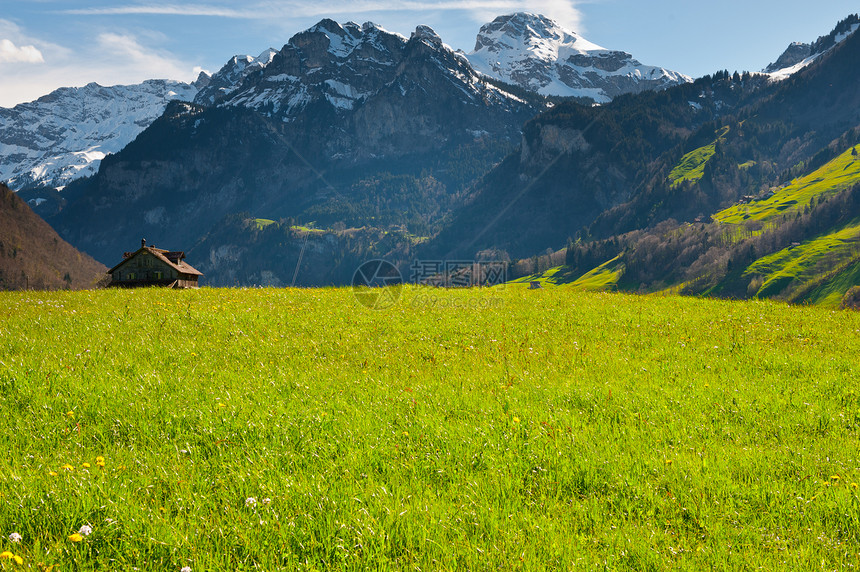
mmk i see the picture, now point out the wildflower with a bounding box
[61,464,74,471]
[830,475,841,483]
[261,497,271,505]
[8,533,21,543]
[512,417,520,424]
[0,552,22,564]
[665,460,673,466]
[96,456,105,463]
[217,403,227,409]
[68,533,83,542]
[66,411,74,418]
[78,525,93,536]
[82,462,91,468]
[48,471,58,477]
[245,497,257,508]
[181,567,192,572]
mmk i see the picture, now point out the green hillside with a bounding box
[715,146,860,224]
[667,126,729,188]
[508,257,623,291]
[2,287,860,569]
[743,221,860,301]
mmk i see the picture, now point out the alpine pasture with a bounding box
[1,286,859,570]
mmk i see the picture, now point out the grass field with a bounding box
[1,286,860,570]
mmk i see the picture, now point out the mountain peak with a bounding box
[467,12,689,102]
[764,13,859,78]
[411,25,443,45]
[473,13,591,51]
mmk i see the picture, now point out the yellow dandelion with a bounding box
[217,403,227,409]
[512,417,520,424]
[61,464,74,471]
[48,471,58,477]
[851,483,858,490]
[82,462,91,468]
[96,456,105,463]
[96,460,105,468]
[0,552,21,564]
[665,460,673,466]
[66,411,74,418]
[830,475,841,482]
[68,533,83,542]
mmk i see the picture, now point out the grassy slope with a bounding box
[744,221,860,302]
[667,126,730,188]
[509,258,622,291]
[254,218,276,230]
[801,257,860,306]
[715,146,860,224]
[2,287,859,570]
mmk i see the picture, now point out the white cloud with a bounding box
[63,3,255,18]
[62,0,584,30]
[94,32,191,79]
[0,38,45,63]
[0,26,200,108]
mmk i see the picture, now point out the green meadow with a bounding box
[715,146,860,225]
[1,287,860,570]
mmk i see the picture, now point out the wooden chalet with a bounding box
[108,239,203,288]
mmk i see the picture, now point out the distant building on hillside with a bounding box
[108,239,202,288]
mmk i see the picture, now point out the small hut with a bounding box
[108,239,203,288]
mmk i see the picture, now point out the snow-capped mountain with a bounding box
[466,13,691,102]
[764,14,859,79]
[0,79,202,190]
[202,19,529,127]
[48,18,541,265]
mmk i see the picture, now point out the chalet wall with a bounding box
[113,252,179,283]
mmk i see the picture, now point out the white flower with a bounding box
[261,497,271,505]
[78,524,93,536]
[181,567,192,572]
[245,497,257,507]
[8,532,22,543]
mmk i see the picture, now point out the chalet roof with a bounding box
[108,245,203,276]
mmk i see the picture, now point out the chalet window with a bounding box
[155,271,163,280]
[127,272,136,280]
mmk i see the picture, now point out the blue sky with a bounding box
[0,0,857,107]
